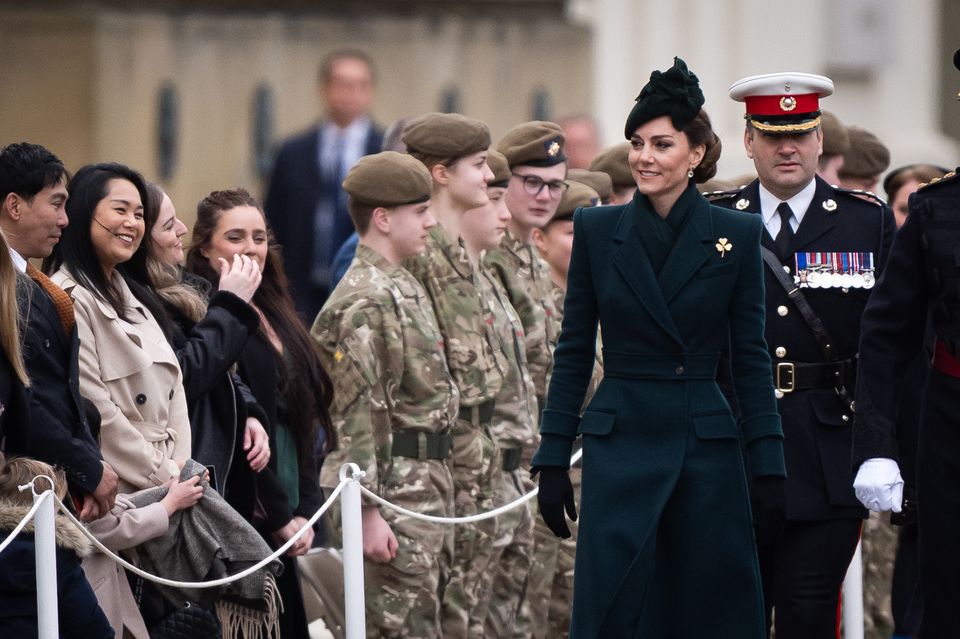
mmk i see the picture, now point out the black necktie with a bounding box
[775,202,794,259]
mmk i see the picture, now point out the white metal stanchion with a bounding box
[842,538,864,639]
[30,477,59,639]
[339,463,367,639]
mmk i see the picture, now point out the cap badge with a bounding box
[779,96,797,112]
[735,198,750,210]
[715,237,733,258]
[547,140,561,157]
[784,82,792,92]
[822,199,837,212]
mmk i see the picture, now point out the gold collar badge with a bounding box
[716,237,733,257]
[822,199,837,211]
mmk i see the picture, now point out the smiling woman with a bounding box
[43,163,192,493]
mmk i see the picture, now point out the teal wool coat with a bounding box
[532,184,786,638]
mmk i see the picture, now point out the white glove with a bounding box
[853,458,904,513]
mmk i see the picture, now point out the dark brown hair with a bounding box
[883,164,948,202]
[185,188,335,457]
[683,109,721,183]
[347,199,377,235]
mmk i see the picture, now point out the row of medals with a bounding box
[795,268,875,289]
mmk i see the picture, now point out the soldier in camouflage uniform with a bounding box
[531,180,603,638]
[313,152,459,639]
[484,121,567,636]
[461,150,539,637]
[400,113,509,637]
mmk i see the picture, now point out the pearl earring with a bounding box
[687,168,695,178]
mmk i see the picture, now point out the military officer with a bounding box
[852,48,960,639]
[313,151,458,639]
[710,71,895,639]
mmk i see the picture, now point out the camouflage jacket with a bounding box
[405,224,507,407]
[313,245,459,497]
[484,229,561,402]
[549,279,604,410]
[478,266,538,453]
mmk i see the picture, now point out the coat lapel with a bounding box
[790,177,837,252]
[658,196,714,304]
[611,203,683,346]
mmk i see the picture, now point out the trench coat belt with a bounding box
[601,351,720,380]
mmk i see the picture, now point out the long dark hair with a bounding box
[185,188,335,456]
[45,163,170,328]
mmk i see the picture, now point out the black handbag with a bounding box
[147,601,220,639]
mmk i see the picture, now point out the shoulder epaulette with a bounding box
[917,169,959,192]
[703,187,744,202]
[832,186,888,207]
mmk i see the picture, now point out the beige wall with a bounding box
[0,8,591,230]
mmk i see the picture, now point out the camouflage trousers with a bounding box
[529,465,581,639]
[471,467,535,637]
[440,415,500,637]
[325,460,455,639]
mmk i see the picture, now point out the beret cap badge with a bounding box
[624,56,705,139]
[547,139,561,157]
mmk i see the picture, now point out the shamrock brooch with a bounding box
[715,237,733,257]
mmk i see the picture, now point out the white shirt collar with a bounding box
[8,248,27,273]
[758,179,816,231]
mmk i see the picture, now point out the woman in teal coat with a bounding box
[532,58,786,638]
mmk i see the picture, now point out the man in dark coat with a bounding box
[0,142,117,521]
[711,73,895,638]
[264,49,383,320]
[852,47,960,639]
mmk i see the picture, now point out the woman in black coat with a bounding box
[186,187,335,639]
[143,183,269,521]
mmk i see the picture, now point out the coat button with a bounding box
[777,305,789,317]
[675,366,685,375]
[775,389,784,399]
[44,338,51,348]
[136,394,147,405]
[782,265,791,274]
[842,414,850,422]
[775,347,787,358]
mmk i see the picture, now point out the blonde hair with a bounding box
[144,182,208,323]
[0,454,66,504]
[0,230,29,385]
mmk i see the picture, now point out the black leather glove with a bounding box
[751,475,786,548]
[534,466,577,539]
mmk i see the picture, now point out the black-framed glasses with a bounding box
[511,172,569,198]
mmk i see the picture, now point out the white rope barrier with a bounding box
[49,478,351,589]
[358,447,583,524]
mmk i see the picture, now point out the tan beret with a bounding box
[820,111,850,157]
[567,169,613,201]
[839,127,891,179]
[486,150,510,187]
[588,142,633,189]
[342,151,432,207]
[497,121,566,168]
[402,112,491,158]
[549,181,599,224]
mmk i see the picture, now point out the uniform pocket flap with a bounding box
[693,412,739,439]
[577,410,615,436]
[808,392,847,427]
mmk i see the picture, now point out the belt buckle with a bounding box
[776,362,796,393]
[417,432,428,462]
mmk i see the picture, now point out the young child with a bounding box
[0,454,114,638]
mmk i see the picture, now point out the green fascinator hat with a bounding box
[624,57,705,139]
